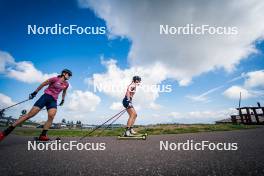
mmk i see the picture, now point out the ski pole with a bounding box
[0,98,30,112]
[98,110,126,136]
[80,109,126,140]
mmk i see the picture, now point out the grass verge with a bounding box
[8,124,261,137]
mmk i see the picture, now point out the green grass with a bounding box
[9,124,260,137]
[139,124,259,135]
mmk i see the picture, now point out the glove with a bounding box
[29,91,38,99]
[59,99,64,106]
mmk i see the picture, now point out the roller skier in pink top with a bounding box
[0,69,72,142]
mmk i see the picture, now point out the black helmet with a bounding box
[61,69,72,76]
[133,76,141,82]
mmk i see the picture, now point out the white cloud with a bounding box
[189,70,264,102]
[244,70,264,88]
[223,70,264,100]
[0,50,57,83]
[0,51,14,72]
[65,90,101,112]
[80,0,264,85]
[223,85,254,99]
[7,61,57,83]
[0,93,16,109]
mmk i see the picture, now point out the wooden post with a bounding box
[252,108,259,124]
[239,108,244,124]
[246,108,251,124]
[231,115,237,124]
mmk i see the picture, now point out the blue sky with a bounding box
[0,0,263,124]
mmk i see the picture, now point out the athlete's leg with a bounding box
[0,106,41,139]
[38,94,57,140]
[43,108,57,130]
[12,106,41,127]
[130,108,137,126]
[38,108,57,140]
[126,107,137,127]
[13,94,46,127]
[124,107,137,136]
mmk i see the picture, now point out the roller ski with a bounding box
[118,133,147,140]
[118,128,147,140]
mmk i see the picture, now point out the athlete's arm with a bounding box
[59,88,67,106]
[35,80,50,92]
[29,79,49,99]
[62,88,67,101]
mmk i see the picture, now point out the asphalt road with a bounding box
[1,127,264,176]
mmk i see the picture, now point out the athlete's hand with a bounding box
[29,91,38,99]
[59,99,64,106]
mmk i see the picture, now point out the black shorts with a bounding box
[34,94,57,110]
[122,97,133,109]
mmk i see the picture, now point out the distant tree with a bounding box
[68,121,74,129]
[62,118,66,124]
[67,121,70,128]
[76,120,82,128]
